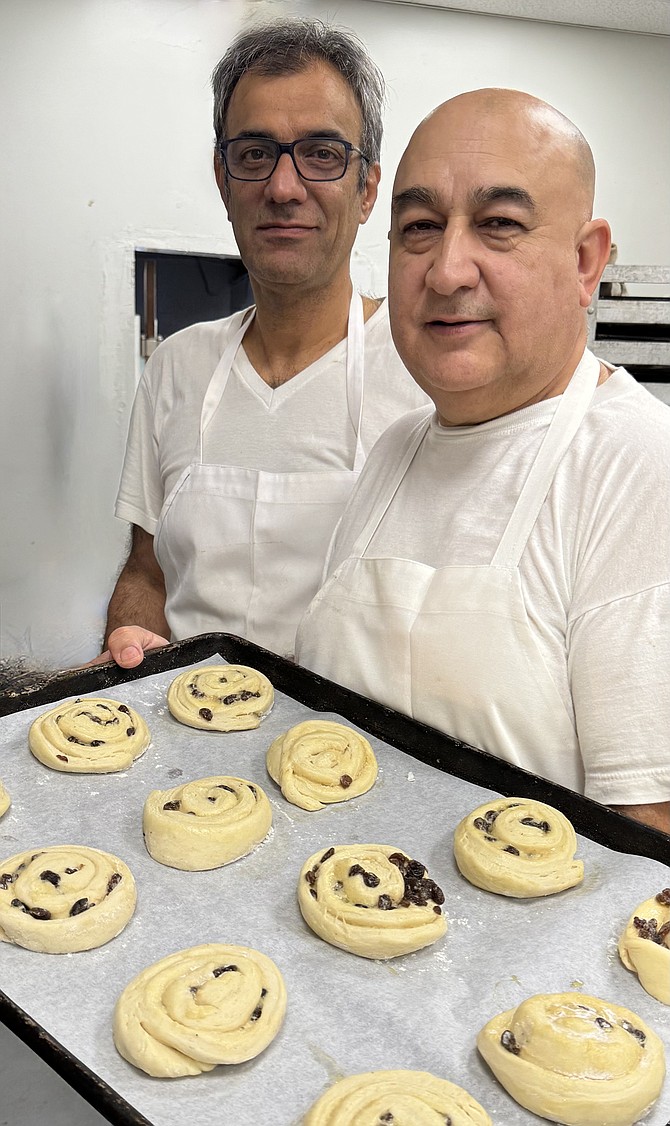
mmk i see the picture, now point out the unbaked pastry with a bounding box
[113,943,286,1077]
[167,665,274,731]
[477,991,666,1126]
[0,779,10,817]
[298,844,446,960]
[619,888,670,1005]
[29,697,150,773]
[453,796,583,897]
[143,775,272,870]
[304,1069,492,1125]
[266,720,377,811]
[0,845,136,953]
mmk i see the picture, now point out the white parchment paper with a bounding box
[0,656,668,1126]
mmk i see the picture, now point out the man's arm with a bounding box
[612,802,670,836]
[88,525,170,668]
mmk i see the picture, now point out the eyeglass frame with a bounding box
[218,135,371,182]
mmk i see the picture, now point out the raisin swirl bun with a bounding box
[167,665,274,732]
[619,888,670,1005]
[303,1069,492,1125]
[477,992,666,1126]
[29,697,150,773]
[453,797,584,897]
[0,845,136,953]
[266,720,378,811]
[113,943,286,1077]
[0,779,10,817]
[143,775,272,871]
[298,845,446,960]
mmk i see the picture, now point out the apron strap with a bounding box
[492,348,601,568]
[199,307,255,462]
[346,291,366,474]
[350,409,434,557]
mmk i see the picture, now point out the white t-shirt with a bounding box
[324,367,670,806]
[116,300,428,534]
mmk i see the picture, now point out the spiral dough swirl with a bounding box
[0,845,136,953]
[266,720,378,810]
[143,776,272,870]
[29,697,150,773]
[303,1069,493,1125]
[477,992,666,1126]
[298,844,447,960]
[619,888,670,1005]
[453,797,584,897]
[113,943,287,1077]
[167,665,274,731]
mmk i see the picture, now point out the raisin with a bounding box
[433,906,442,915]
[363,871,380,888]
[305,871,317,886]
[28,906,51,920]
[11,898,29,912]
[320,848,335,863]
[56,754,69,762]
[213,965,237,976]
[377,894,393,910]
[70,898,91,916]
[656,888,670,906]
[622,1021,646,1044]
[217,785,235,792]
[40,870,60,887]
[250,1004,263,1022]
[208,796,216,803]
[407,860,426,879]
[388,853,408,869]
[261,988,267,998]
[595,1017,612,1030]
[163,800,181,811]
[473,817,490,831]
[520,817,551,832]
[90,740,104,747]
[65,868,78,875]
[107,873,122,893]
[199,707,213,721]
[431,884,446,906]
[379,1115,394,1124]
[340,774,353,788]
[126,727,136,737]
[501,1030,520,1055]
[0,873,13,889]
[310,889,317,899]
[504,846,520,855]
[118,705,130,714]
[484,810,500,822]
[349,864,365,878]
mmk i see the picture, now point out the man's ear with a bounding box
[359,161,381,226]
[577,218,611,308]
[213,151,230,214]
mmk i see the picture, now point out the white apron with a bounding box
[296,350,601,793]
[154,292,366,658]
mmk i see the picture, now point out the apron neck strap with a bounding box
[492,348,601,568]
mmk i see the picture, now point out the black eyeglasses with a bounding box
[219,136,370,182]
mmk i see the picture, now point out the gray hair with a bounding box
[211,17,385,189]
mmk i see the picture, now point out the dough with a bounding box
[618,888,670,1005]
[29,697,150,773]
[167,665,274,731]
[266,720,377,811]
[0,779,10,817]
[143,775,272,870]
[303,1069,492,1125]
[0,845,136,953]
[298,844,447,960]
[113,943,286,1077]
[453,796,584,897]
[477,992,666,1126]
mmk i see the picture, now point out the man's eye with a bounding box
[481,217,521,231]
[240,146,273,163]
[403,220,440,233]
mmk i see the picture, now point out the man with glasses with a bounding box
[97,18,426,667]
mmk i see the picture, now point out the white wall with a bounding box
[1,0,668,666]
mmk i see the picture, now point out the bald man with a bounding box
[296,89,670,834]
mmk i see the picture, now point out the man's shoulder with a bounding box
[589,366,670,460]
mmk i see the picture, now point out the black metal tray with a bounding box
[0,633,668,1126]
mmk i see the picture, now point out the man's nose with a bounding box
[264,152,308,204]
[425,224,480,295]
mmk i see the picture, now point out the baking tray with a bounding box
[0,633,668,1126]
